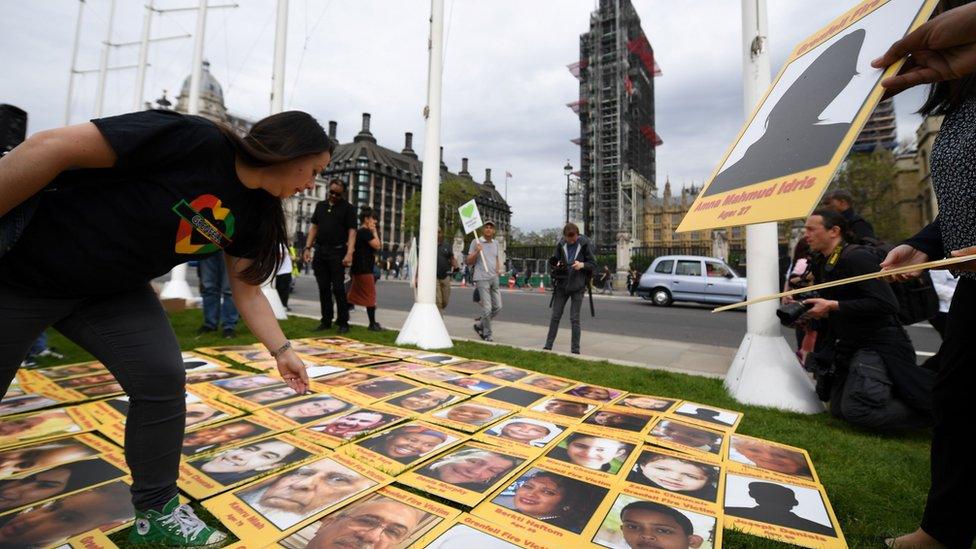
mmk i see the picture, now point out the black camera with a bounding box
[776,290,820,328]
[776,301,812,327]
[549,258,568,281]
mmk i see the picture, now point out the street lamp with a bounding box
[564,159,573,224]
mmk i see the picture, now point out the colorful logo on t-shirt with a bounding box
[173,194,235,255]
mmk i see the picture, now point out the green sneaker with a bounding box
[129,496,227,547]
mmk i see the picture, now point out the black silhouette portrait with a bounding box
[704,29,865,197]
[676,406,732,426]
[725,481,836,536]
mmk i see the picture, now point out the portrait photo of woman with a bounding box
[492,468,609,534]
[414,446,523,493]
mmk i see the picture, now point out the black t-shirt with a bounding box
[311,199,356,249]
[0,110,263,296]
[436,241,453,279]
[351,228,376,275]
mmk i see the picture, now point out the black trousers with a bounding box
[928,311,947,339]
[545,288,583,353]
[922,278,976,548]
[275,273,292,308]
[0,283,185,512]
[313,250,349,326]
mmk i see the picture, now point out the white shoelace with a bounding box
[159,504,207,541]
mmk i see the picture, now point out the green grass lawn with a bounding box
[32,309,930,548]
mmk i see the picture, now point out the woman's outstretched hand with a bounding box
[276,350,309,395]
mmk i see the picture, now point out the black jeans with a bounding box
[0,283,184,512]
[313,248,349,327]
[545,288,583,353]
[922,278,976,548]
[275,273,292,308]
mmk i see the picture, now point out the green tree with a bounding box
[403,174,480,240]
[509,227,562,246]
[831,150,905,241]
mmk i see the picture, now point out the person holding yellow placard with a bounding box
[873,2,976,547]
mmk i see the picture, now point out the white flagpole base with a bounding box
[262,284,288,320]
[396,302,453,350]
[724,333,824,414]
[160,264,194,300]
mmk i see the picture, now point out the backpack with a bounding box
[847,238,939,326]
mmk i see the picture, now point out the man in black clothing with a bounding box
[303,179,356,333]
[543,223,596,354]
[822,189,876,241]
[435,228,458,310]
[801,209,933,430]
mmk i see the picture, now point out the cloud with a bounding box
[1,0,926,231]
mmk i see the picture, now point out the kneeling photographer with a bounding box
[797,209,934,431]
[543,223,596,354]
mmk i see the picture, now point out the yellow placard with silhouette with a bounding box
[678,0,938,232]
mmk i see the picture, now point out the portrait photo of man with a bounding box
[310,410,402,442]
[278,492,438,549]
[724,474,836,537]
[591,493,716,549]
[238,457,377,530]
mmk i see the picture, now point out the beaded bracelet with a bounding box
[269,341,292,359]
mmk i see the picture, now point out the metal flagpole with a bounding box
[271,0,288,114]
[93,0,116,117]
[261,0,290,320]
[160,0,208,301]
[723,0,821,413]
[397,0,452,349]
[65,0,85,125]
[133,0,155,111]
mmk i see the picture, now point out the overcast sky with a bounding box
[1,0,928,231]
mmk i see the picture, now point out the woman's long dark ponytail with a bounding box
[216,111,335,285]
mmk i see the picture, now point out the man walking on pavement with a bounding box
[467,221,502,342]
[304,179,356,333]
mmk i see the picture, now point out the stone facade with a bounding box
[641,179,748,250]
[885,115,942,239]
[312,114,512,257]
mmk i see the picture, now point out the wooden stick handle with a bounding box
[712,254,974,313]
[472,229,490,272]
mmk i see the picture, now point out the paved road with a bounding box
[281,274,942,357]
